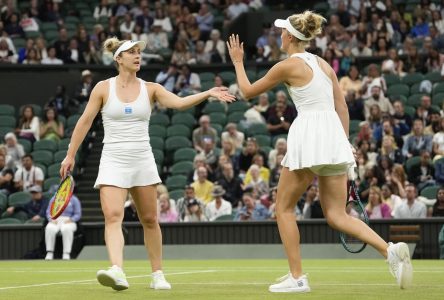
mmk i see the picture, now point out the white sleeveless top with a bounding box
[280,52,355,170]
[101,77,151,144]
[286,52,334,112]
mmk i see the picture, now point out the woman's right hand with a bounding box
[60,155,75,178]
[226,34,244,65]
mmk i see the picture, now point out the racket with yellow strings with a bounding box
[49,173,75,220]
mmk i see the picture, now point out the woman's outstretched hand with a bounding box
[226,34,244,65]
[208,87,236,103]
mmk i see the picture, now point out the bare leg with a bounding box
[100,186,127,268]
[318,174,389,257]
[275,167,315,278]
[130,185,163,272]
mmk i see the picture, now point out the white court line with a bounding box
[88,282,443,288]
[0,270,216,291]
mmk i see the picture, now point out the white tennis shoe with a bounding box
[150,270,171,290]
[387,242,413,289]
[269,273,311,293]
[96,265,129,291]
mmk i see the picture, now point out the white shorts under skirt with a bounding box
[94,141,161,189]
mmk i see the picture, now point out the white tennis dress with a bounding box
[281,52,355,175]
[94,77,161,189]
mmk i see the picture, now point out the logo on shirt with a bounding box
[124,106,132,114]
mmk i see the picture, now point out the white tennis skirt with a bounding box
[94,141,161,189]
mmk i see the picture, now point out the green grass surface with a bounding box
[0,259,443,299]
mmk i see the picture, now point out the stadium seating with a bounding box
[0,104,15,116]
[170,161,194,176]
[420,185,440,200]
[167,125,191,138]
[174,148,197,163]
[165,175,187,191]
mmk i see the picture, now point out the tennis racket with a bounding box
[339,170,370,253]
[49,173,75,220]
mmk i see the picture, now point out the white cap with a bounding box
[113,40,146,60]
[274,18,310,41]
[81,69,92,77]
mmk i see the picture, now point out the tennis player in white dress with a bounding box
[227,10,412,293]
[60,37,234,291]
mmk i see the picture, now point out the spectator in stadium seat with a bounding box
[364,85,394,119]
[410,16,430,38]
[268,138,287,170]
[35,37,47,61]
[41,46,63,65]
[194,40,211,64]
[244,155,270,186]
[193,115,217,152]
[46,85,71,116]
[16,105,40,143]
[404,47,425,73]
[366,186,392,219]
[13,154,44,192]
[191,166,214,204]
[155,63,178,92]
[221,139,237,167]
[237,137,268,174]
[204,29,226,63]
[301,184,323,219]
[373,117,406,148]
[235,191,270,221]
[252,92,270,120]
[394,184,427,218]
[339,65,362,97]
[40,107,64,142]
[201,138,219,170]
[221,123,244,150]
[392,100,413,130]
[351,39,372,58]
[266,91,297,137]
[431,187,444,217]
[187,154,214,183]
[4,132,24,169]
[183,198,208,222]
[123,194,138,221]
[17,38,34,64]
[64,38,85,64]
[112,0,130,17]
[256,23,271,49]
[158,193,178,223]
[402,119,433,158]
[153,7,172,33]
[361,64,387,99]
[22,48,41,65]
[345,90,365,121]
[175,64,201,95]
[73,70,94,104]
[135,5,154,34]
[415,95,434,126]
[171,41,192,66]
[424,111,441,135]
[408,150,435,192]
[305,38,322,57]
[324,48,340,74]
[147,20,169,54]
[45,194,81,260]
[381,183,404,217]
[0,38,17,63]
[217,162,243,208]
[11,185,49,221]
[5,13,24,38]
[0,153,14,196]
[382,48,405,76]
[243,164,269,199]
[94,0,112,21]
[432,118,444,160]
[224,0,249,28]
[176,185,204,222]
[379,135,404,164]
[195,3,213,41]
[205,185,232,221]
[120,13,135,35]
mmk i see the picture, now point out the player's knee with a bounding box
[138,213,158,226]
[104,209,123,224]
[324,211,345,230]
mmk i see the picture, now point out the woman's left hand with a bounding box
[226,34,244,65]
[208,87,236,103]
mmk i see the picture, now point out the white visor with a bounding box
[113,40,146,60]
[274,18,310,41]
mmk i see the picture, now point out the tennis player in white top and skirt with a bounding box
[227,10,412,293]
[60,37,234,291]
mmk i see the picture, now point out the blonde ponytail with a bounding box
[289,10,326,41]
[103,37,124,53]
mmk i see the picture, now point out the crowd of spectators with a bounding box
[2,0,444,223]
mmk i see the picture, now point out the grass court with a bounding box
[0,259,443,300]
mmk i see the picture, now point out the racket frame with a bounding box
[49,174,75,220]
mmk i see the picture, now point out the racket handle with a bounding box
[347,164,357,181]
